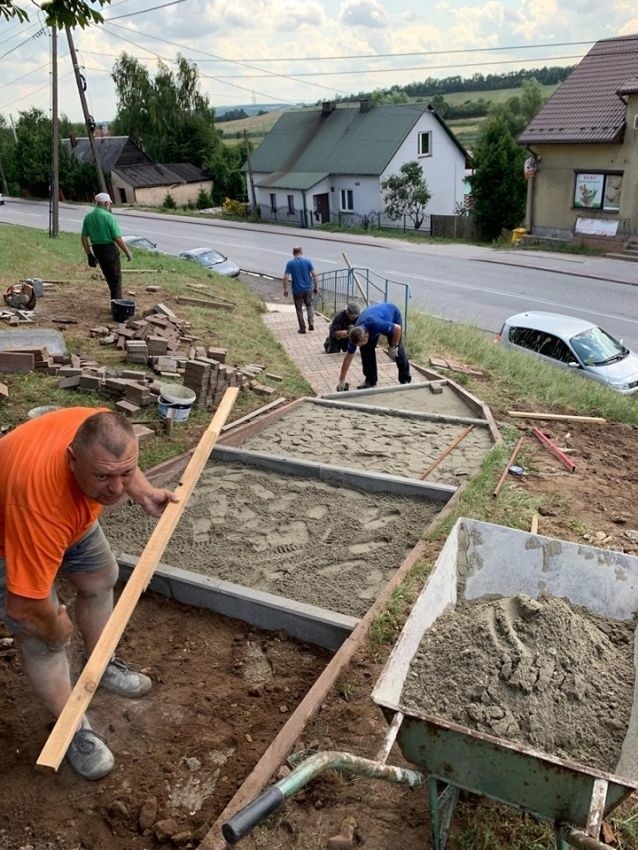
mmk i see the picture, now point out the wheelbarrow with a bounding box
[223,519,638,849]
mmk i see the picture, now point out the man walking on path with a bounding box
[0,407,178,780]
[81,192,132,302]
[337,302,411,390]
[283,246,319,334]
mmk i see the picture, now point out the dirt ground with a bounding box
[1,271,638,849]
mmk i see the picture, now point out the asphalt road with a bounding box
[2,198,638,349]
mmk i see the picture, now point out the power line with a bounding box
[208,53,587,79]
[106,0,191,20]
[0,26,47,60]
[103,21,351,97]
[0,70,74,111]
[0,61,52,91]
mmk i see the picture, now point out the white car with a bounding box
[179,247,240,277]
[122,235,160,251]
[497,311,638,394]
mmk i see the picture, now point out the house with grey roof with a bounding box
[518,34,638,246]
[111,162,212,206]
[245,100,470,229]
[64,136,212,207]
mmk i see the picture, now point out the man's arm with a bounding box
[81,235,91,254]
[115,236,133,262]
[339,351,354,382]
[5,591,73,648]
[282,271,290,297]
[311,268,319,294]
[124,467,179,518]
[389,324,402,347]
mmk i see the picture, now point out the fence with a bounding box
[430,214,479,240]
[251,204,432,234]
[316,267,412,337]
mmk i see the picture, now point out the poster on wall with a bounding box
[603,174,623,211]
[573,173,604,209]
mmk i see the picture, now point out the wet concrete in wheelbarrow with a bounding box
[402,592,636,775]
[102,462,441,619]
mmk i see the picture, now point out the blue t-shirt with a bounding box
[347,303,402,354]
[285,256,315,294]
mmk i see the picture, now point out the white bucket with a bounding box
[158,383,196,422]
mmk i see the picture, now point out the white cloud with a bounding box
[339,0,388,29]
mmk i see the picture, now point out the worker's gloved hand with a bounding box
[387,345,399,360]
[336,380,349,392]
[126,255,132,262]
[87,253,97,268]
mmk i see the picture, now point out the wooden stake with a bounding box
[508,410,606,424]
[36,387,240,772]
[419,425,474,480]
[530,514,539,534]
[341,252,369,306]
[492,436,525,497]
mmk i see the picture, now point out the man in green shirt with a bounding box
[81,193,132,301]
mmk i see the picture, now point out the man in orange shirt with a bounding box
[0,407,178,780]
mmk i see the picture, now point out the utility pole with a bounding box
[50,25,59,237]
[65,26,107,194]
[243,129,256,210]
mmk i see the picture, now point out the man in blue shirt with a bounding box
[283,246,319,334]
[336,302,411,390]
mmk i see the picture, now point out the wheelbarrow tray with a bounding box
[372,518,638,829]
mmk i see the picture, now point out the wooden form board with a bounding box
[36,387,240,772]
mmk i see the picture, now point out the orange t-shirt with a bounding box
[0,407,106,598]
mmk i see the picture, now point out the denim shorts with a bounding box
[0,522,115,635]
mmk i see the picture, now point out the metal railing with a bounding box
[315,267,412,336]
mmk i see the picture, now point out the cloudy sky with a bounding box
[1,0,637,124]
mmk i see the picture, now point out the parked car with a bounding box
[122,235,160,251]
[178,247,240,278]
[497,311,638,394]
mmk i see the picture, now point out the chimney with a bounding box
[321,101,336,116]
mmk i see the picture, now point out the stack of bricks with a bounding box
[183,355,248,410]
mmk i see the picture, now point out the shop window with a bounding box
[573,172,623,212]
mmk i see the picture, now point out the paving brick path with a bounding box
[261,304,424,397]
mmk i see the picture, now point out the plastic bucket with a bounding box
[111,298,136,322]
[158,383,196,422]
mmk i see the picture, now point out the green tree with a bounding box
[12,108,53,197]
[1,0,110,27]
[469,106,527,241]
[521,78,544,126]
[111,53,222,168]
[381,160,432,230]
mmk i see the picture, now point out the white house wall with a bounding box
[382,114,466,216]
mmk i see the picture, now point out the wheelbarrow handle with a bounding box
[222,786,286,845]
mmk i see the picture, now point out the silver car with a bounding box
[122,235,160,251]
[498,311,638,395]
[179,247,240,278]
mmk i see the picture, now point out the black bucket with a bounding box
[111,298,135,322]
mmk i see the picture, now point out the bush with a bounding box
[196,189,211,209]
[222,197,248,217]
[162,192,176,209]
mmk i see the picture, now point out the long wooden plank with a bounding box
[508,410,606,424]
[419,425,474,480]
[532,426,576,473]
[36,387,240,771]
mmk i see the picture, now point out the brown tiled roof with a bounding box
[519,34,638,145]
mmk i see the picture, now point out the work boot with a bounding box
[67,719,114,780]
[97,656,152,698]
[357,381,376,389]
[297,328,306,334]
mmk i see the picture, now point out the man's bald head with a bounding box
[72,411,136,458]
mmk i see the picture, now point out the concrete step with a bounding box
[606,252,638,263]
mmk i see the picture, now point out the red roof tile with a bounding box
[519,34,638,145]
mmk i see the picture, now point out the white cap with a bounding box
[95,192,112,203]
